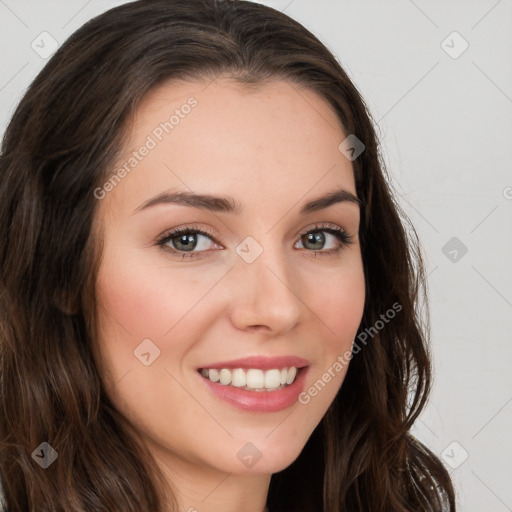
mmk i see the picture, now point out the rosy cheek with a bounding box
[336,285,365,334]
[95,252,223,371]
[310,271,365,345]
[97,271,157,337]
[96,253,184,340]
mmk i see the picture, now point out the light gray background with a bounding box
[1,1,511,511]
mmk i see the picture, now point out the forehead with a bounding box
[130,75,347,157]
[101,76,355,219]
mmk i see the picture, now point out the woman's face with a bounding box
[94,77,365,478]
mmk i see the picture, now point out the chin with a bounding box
[223,436,309,475]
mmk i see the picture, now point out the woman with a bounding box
[0,1,456,510]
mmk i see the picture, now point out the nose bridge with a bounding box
[229,236,303,332]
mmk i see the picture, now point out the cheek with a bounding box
[95,255,175,339]
[306,257,365,347]
[95,246,225,340]
[93,249,175,388]
[297,254,365,408]
[93,247,230,388]
[93,255,213,434]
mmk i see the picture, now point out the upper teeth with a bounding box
[200,367,298,391]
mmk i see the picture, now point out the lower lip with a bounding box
[197,367,309,413]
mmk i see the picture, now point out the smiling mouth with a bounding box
[198,366,299,391]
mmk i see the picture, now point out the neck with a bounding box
[153,448,271,512]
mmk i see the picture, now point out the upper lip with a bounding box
[197,355,310,370]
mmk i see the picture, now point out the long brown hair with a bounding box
[0,1,455,510]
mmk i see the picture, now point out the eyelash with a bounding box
[155,223,353,261]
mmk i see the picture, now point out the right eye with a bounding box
[156,227,224,260]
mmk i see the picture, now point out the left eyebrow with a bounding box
[133,188,361,215]
[299,189,361,214]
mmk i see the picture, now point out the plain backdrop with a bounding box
[1,1,511,511]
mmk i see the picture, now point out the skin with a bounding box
[94,76,365,512]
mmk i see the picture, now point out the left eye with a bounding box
[296,230,342,251]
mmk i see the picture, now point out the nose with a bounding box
[228,244,304,335]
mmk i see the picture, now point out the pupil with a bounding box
[304,232,325,250]
[174,233,196,251]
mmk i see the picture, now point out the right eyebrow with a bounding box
[133,191,242,215]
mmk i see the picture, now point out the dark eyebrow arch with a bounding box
[133,188,361,215]
[134,191,242,214]
[299,189,361,213]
